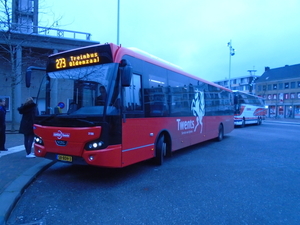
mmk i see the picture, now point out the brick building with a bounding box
[255,64,300,119]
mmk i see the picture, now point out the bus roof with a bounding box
[113,43,231,92]
[49,43,231,92]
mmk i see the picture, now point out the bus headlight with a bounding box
[34,136,44,146]
[86,140,104,150]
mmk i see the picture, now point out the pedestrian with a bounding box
[18,97,37,158]
[0,98,7,151]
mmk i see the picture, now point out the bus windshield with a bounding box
[36,63,119,117]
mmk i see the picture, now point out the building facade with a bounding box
[255,65,300,119]
[0,0,99,128]
[214,75,259,94]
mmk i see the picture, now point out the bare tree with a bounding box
[0,0,61,131]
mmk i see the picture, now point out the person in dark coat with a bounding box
[95,86,107,106]
[18,97,37,158]
[0,98,7,151]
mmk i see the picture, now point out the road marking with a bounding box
[0,145,24,158]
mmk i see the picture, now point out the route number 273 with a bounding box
[56,58,67,69]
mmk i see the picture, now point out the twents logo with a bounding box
[191,89,205,133]
[177,89,205,134]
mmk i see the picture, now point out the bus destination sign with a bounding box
[55,52,100,70]
[47,44,114,72]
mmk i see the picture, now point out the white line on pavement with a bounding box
[0,145,24,158]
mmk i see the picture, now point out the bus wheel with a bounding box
[154,135,166,165]
[257,117,262,125]
[241,118,245,128]
[216,124,224,142]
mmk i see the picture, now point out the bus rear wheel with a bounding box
[216,124,224,142]
[154,135,167,165]
[257,117,262,125]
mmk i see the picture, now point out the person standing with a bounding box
[18,97,37,158]
[0,98,7,151]
[95,86,107,106]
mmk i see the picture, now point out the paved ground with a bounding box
[0,130,53,225]
[0,117,299,225]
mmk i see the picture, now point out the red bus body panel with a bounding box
[34,125,122,168]
[121,115,233,167]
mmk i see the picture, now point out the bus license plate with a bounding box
[57,154,72,162]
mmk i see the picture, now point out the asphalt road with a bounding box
[7,122,300,225]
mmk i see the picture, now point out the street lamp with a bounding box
[117,0,120,45]
[227,40,235,89]
[247,69,257,94]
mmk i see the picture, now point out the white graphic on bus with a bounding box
[191,90,205,133]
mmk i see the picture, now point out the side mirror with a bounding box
[119,59,133,87]
[26,69,32,88]
[25,66,46,88]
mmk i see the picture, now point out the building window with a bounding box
[279,93,284,102]
[268,84,272,90]
[263,85,266,91]
[284,93,289,99]
[273,84,277,90]
[258,85,261,91]
[298,81,300,88]
[285,83,289,89]
[278,83,283,90]
[291,93,295,99]
[291,82,295,88]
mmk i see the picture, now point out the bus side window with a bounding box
[124,74,142,111]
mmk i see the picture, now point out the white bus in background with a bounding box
[233,90,267,127]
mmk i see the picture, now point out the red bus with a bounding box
[27,43,234,168]
[233,90,267,127]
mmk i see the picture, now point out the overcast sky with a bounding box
[41,0,300,82]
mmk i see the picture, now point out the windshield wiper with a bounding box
[75,118,95,125]
[37,114,58,123]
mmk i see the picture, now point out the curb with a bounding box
[0,159,55,225]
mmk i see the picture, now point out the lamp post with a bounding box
[247,69,257,94]
[227,40,235,89]
[117,0,120,45]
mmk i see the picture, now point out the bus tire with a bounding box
[216,124,224,142]
[257,117,262,125]
[241,118,245,128]
[154,135,166,165]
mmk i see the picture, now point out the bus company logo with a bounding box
[177,90,205,135]
[53,130,70,139]
[191,90,205,133]
[177,119,195,134]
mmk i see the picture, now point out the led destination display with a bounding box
[47,45,113,72]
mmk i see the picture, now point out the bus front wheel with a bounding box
[154,135,167,165]
[241,118,245,128]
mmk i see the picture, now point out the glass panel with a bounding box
[37,63,118,116]
[124,74,142,111]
